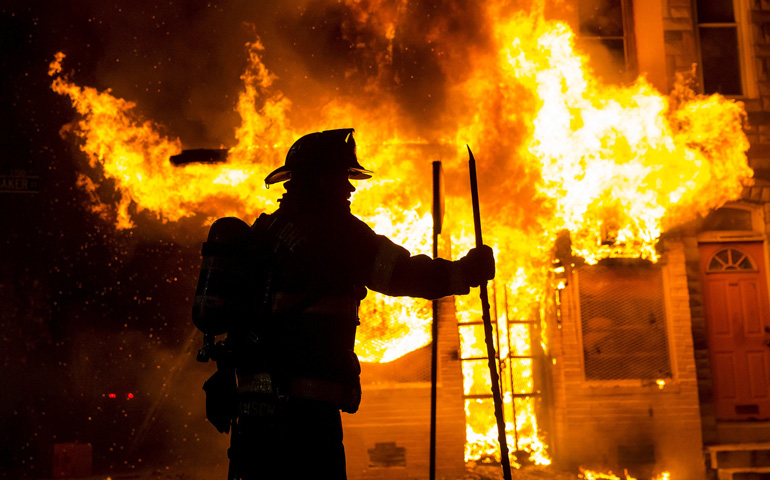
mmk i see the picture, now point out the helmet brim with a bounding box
[264,166,373,185]
[348,167,373,180]
[264,166,292,185]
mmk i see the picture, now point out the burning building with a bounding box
[16,0,770,477]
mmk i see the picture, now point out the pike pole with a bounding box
[467,146,513,480]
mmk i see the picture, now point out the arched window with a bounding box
[707,248,757,272]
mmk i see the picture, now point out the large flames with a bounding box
[580,467,671,480]
[49,0,751,470]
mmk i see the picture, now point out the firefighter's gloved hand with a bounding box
[459,245,496,287]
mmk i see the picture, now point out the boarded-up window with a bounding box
[578,264,672,380]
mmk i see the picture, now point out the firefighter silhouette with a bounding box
[193,128,495,479]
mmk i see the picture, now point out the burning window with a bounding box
[696,0,743,95]
[577,262,672,380]
[577,0,636,82]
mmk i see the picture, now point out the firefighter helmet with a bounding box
[264,128,373,185]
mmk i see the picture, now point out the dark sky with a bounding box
[0,1,494,477]
[0,0,227,470]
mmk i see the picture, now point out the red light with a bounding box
[127,393,134,399]
[108,393,117,399]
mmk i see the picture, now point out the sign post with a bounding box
[429,160,444,480]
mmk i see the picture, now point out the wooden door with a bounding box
[700,242,770,420]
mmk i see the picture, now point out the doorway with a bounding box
[700,242,770,420]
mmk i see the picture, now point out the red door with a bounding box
[700,242,770,420]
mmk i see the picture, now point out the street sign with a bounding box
[0,175,40,193]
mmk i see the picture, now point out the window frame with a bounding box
[572,263,677,386]
[576,0,639,82]
[694,0,758,98]
[705,247,760,273]
[697,202,765,243]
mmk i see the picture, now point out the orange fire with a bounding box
[580,467,671,480]
[49,0,751,469]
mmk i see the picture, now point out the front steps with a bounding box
[706,443,770,480]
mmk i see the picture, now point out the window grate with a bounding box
[578,264,672,380]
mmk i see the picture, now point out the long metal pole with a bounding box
[429,241,439,480]
[429,161,443,480]
[467,146,513,480]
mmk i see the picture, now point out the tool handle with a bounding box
[468,146,484,248]
[467,145,513,480]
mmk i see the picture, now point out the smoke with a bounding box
[272,0,494,131]
[38,0,497,146]
[40,0,524,236]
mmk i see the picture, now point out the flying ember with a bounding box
[49,0,751,468]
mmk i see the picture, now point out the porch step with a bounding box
[715,466,770,480]
[706,442,770,468]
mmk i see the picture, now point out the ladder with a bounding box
[458,279,545,460]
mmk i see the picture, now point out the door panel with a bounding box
[700,241,770,420]
[741,280,762,334]
[713,352,737,399]
[748,351,769,398]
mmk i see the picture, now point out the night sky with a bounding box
[0,1,496,477]
[0,2,239,476]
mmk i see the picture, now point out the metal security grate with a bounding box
[578,264,672,380]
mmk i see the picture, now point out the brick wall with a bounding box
[343,296,466,480]
[550,239,705,480]
[678,219,721,447]
[659,0,770,446]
